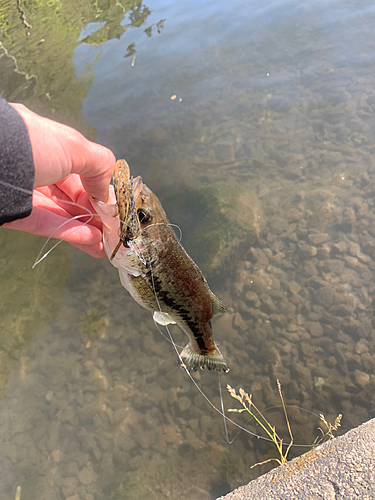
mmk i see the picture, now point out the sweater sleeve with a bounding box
[0,98,35,225]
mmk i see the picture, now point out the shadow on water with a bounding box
[1,0,375,498]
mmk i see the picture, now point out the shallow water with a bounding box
[1,0,375,498]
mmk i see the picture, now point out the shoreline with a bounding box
[218,418,375,499]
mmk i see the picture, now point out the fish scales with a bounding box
[92,159,229,372]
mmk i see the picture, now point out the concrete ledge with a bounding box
[218,418,375,500]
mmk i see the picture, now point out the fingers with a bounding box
[77,142,116,202]
[7,103,114,259]
[36,181,102,230]
[69,241,105,259]
[4,206,103,248]
[10,102,116,202]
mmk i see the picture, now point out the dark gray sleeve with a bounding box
[0,98,35,225]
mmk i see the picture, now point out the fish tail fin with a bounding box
[180,344,229,373]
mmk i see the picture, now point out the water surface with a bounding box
[1,0,375,498]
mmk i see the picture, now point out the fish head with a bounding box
[90,187,141,274]
[133,176,168,226]
[129,176,170,269]
[91,161,173,274]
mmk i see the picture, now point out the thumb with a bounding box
[76,141,116,202]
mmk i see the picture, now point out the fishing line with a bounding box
[169,223,183,242]
[263,405,321,420]
[218,372,235,445]
[148,266,286,446]
[0,179,33,195]
[141,222,183,242]
[21,179,321,450]
[145,232,318,449]
[168,325,318,448]
[4,177,320,449]
[0,181,99,267]
[152,319,184,349]
[33,212,94,267]
[33,199,97,267]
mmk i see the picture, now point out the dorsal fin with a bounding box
[211,292,226,316]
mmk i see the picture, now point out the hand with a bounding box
[4,104,116,258]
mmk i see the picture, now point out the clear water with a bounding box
[1,0,375,498]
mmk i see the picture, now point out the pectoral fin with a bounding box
[153,311,177,325]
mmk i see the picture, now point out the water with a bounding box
[1,0,375,498]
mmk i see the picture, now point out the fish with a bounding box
[91,159,229,372]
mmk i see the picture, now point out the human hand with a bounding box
[4,104,116,258]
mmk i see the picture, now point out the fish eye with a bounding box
[137,207,153,224]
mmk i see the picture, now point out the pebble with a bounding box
[63,477,80,497]
[361,353,375,372]
[45,390,53,402]
[316,246,330,259]
[298,242,317,256]
[269,314,287,326]
[354,370,370,388]
[62,462,80,477]
[177,396,192,412]
[333,241,347,253]
[261,296,277,314]
[305,321,324,337]
[314,286,340,307]
[233,312,247,331]
[244,290,260,305]
[326,356,337,368]
[313,376,325,389]
[308,233,330,245]
[301,343,315,358]
[355,340,369,355]
[78,463,97,486]
[288,281,301,294]
[285,332,300,343]
[344,255,360,268]
[357,252,371,263]
[349,242,361,256]
[321,259,345,274]
[249,247,269,267]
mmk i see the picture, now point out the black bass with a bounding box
[92,160,228,372]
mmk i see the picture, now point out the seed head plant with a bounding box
[227,379,342,469]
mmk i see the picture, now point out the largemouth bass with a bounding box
[92,160,229,372]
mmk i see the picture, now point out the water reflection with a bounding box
[0,0,159,123]
[1,0,375,498]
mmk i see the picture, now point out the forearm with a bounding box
[0,98,34,225]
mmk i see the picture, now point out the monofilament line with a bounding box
[149,262,320,448]
[33,200,96,268]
